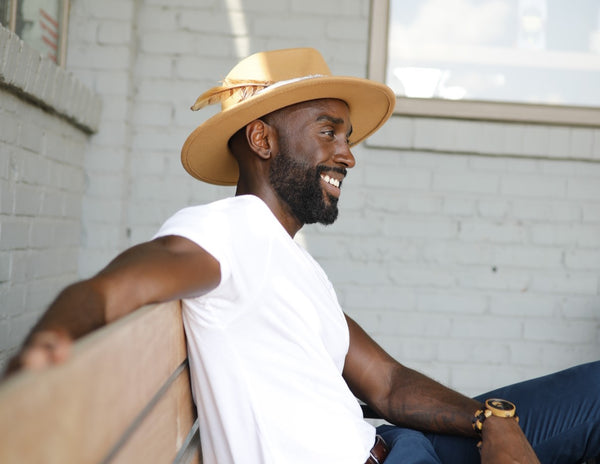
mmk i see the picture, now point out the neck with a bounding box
[235,182,303,238]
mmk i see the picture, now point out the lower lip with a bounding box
[321,177,341,197]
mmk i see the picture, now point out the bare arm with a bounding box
[6,235,220,374]
[342,314,539,463]
[342,314,479,435]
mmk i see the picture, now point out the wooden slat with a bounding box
[109,364,199,464]
[0,300,188,464]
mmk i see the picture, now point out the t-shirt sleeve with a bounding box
[152,205,232,284]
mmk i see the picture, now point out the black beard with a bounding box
[269,150,345,225]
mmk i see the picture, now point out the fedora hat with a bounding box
[181,48,396,185]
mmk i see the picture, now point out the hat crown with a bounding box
[226,47,332,84]
[221,48,332,110]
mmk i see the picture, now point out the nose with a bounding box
[333,142,356,169]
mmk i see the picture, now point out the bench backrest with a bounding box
[0,300,201,464]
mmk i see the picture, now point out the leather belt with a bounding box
[366,435,389,464]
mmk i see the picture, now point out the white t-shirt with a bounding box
[154,195,375,464]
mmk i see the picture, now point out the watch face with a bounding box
[486,399,515,411]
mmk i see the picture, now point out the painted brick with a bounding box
[433,171,499,194]
[581,203,600,223]
[489,293,560,317]
[458,220,527,244]
[14,183,43,216]
[530,272,598,295]
[501,174,567,198]
[569,127,594,159]
[364,165,431,190]
[416,292,487,314]
[567,178,600,200]
[1,220,30,249]
[494,246,563,269]
[523,318,597,343]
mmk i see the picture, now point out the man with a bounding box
[7,48,600,463]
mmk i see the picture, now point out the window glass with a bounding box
[15,0,62,63]
[387,0,600,108]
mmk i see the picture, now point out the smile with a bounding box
[321,174,341,188]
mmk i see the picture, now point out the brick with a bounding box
[564,249,600,271]
[98,20,133,45]
[291,0,362,15]
[443,197,477,216]
[0,219,30,249]
[417,292,487,314]
[451,315,522,340]
[383,216,457,239]
[560,296,600,319]
[501,174,567,198]
[458,220,527,244]
[178,10,242,34]
[254,16,327,38]
[489,293,559,317]
[530,272,598,295]
[567,178,600,200]
[367,116,413,149]
[477,198,510,218]
[568,127,594,159]
[86,1,134,20]
[531,224,600,247]
[521,125,550,157]
[512,199,581,222]
[433,171,499,194]
[131,102,173,126]
[326,18,368,41]
[454,267,530,291]
[581,203,600,223]
[94,71,130,95]
[494,245,563,269]
[0,180,15,214]
[14,183,43,216]
[365,165,430,190]
[0,110,18,144]
[546,126,570,158]
[523,318,597,343]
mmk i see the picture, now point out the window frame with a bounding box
[3,0,70,67]
[369,0,600,128]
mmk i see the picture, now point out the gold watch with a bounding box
[472,398,518,434]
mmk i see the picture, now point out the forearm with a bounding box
[377,364,482,436]
[24,279,107,344]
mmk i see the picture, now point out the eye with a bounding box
[322,129,335,137]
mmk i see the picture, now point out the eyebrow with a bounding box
[316,115,353,137]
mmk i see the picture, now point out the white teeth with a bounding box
[322,175,340,188]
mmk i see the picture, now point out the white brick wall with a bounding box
[0,89,88,367]
[1,0,598,394]
[0,25,101,368]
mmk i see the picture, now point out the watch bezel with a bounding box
[484,398,516,417]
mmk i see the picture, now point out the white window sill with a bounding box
[0,25,101,133]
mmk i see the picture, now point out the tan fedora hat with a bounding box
[181,48,396,185]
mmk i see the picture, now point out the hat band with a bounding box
[255,74,327,97]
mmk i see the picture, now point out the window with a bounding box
[0,0,70,66]
[369,0,600,126]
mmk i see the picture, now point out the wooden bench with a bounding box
[0,300,201,464]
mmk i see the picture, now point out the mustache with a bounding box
[316,165,347,177]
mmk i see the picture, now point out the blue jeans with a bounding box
[377,361,600,464]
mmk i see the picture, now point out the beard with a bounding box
[269,149,345,226]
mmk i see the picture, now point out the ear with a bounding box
[246,119,275,160]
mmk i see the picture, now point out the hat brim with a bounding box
[181,76,396,186]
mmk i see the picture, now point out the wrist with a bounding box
[472,398,519,435]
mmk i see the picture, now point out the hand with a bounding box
[4,329,72,377]
[479,416,540,464]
